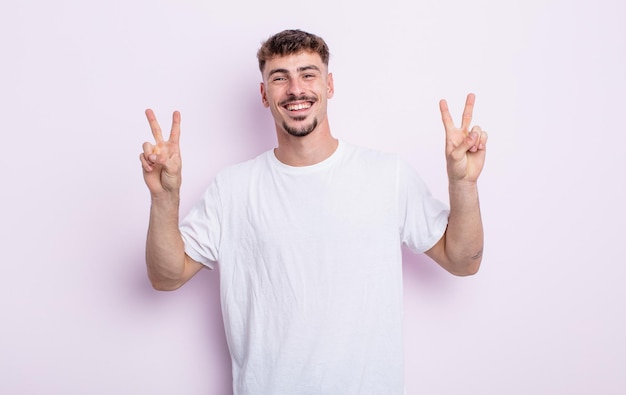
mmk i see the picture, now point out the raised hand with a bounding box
[139,109,182,196]
[439,93,488,184]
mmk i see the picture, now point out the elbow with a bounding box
[447,250,483,276]
[456,246,483,276]
[150,279,184,291]
[148,271,186,291]
[451,260,481,276]
[145,253,189,291]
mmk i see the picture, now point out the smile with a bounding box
[286,102,312,111]
[280,96,317,112]
[285,102,312,111]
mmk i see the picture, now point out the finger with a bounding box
[145,108,164,143]
[478,130,488,150]
[469,125,482,151]
[469,125,488,151]
[460,93,475,131]
[169,111,181,145]
[458,130,481,155]
[139,152,154,172]
[142,141,158,161]
[439,99,455,131]
[469,131,480,153]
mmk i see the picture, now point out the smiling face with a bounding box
[260,51,334,138]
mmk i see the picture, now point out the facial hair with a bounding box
[279,94,319,137]
[282,117,318,137]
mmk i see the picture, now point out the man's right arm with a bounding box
[140,109,204,291]
[146,194,204,291]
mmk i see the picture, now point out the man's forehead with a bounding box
[263,51,327,74]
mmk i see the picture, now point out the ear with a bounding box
[326,73,335,99]
[260,82,269,108]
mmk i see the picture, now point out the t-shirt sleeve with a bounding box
[397,158,449,253]
[179,181,222,269]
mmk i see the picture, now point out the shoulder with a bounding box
[214,149,273,182]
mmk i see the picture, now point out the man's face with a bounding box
[260,51,334,138]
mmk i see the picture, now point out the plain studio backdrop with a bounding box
[1,0,624,393]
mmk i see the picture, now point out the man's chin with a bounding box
[283,119,318,137]
[286,128,314,137]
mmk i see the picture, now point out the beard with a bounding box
[282,117,318,137]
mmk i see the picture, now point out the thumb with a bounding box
[459,131,480,154]
[449,131,479,161]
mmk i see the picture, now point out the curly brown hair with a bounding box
[257,29,330,73]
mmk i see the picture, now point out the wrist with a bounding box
[150,190,181,207]
[448,179,478,192]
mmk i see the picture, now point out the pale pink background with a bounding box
[1,0,625,393]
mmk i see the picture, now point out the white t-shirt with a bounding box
[180,141,449,395]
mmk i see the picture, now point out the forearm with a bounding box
[145,192,187,290]
[444,181,484,275]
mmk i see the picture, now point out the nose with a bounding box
[286,78,305,96]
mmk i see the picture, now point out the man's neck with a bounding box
[274,126,338,167]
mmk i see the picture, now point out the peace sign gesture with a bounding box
[439,93,488,184]
[139,109,183,196]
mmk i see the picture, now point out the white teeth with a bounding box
[286,103,311,111]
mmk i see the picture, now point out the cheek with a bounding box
[265,88,283,103]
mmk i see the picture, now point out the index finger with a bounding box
[145,108,164,143]
[460,93,476,131]
[439,99,455,131]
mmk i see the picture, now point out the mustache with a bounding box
[279,95,317,106]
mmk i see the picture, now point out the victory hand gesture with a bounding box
[140,109,182,196]
[439,93,488,184]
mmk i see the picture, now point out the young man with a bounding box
[140,29,487,394]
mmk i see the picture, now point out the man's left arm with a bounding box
[425,93,488,276]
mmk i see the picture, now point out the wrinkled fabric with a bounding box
[180,141,449,395]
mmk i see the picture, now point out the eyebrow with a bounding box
[267,65,321,77]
